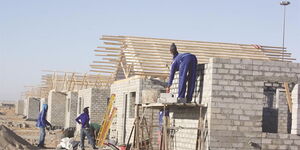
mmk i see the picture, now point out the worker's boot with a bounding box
[177,97,186,103]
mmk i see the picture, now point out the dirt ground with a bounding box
[0,106,114,150]
[0,106,62,149]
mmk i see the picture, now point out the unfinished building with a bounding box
[76,87,110,126]
[47,90,67,127]
[15,100,24,115]
[65,91,78,128]
[24,97,40,120]
[90,35,300,149]
[38,72,111,128]
[109,76,165,147]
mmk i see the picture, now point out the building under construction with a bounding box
[16,35,300,150]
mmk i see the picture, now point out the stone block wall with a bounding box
[15,100,24,115]
[65,91,78,128]
[47,90,67,127]
[110,76,163,147]
[24,97,40,120]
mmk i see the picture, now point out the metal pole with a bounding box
[280,1,290,61]
[282,5,286,61]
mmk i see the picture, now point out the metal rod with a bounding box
[282,5,286,61]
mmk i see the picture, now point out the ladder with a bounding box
[96,94,117,146]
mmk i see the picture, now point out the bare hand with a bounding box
[166,87,170,93]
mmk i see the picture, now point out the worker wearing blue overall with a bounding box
[166,43,197,103]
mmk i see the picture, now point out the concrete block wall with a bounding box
[261,133,300,149]
[39,98,48,112]
[24,97,40,120]
[170,64,205,103]
[65,91,78,128]
[110,76,162,147]
[76,88,110,130]
[292,84,300,134]
[206,58,300,149]
[276,89,290,133]
[15,100,24,115]
[169,107,200,150]
[47,90,67,127]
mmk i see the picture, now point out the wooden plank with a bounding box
[94,49,121,53]
[101,35,293,61]
[102,35,283,48]
[126,42,277,54]
[90,64,117,68]
[97,46,122,50]
[95,54,121,57]
[284,82,293,113]
[92,61,118,64]
[90,66,116,70]
[90,70,115,73]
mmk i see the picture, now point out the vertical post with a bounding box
[135,104,140,149]
[196,106,203,150]
[163,104,168,150]
[280,1,290,61]
[282,5,286,61]
[150,109,153,150]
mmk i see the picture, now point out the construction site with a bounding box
[0,34,298,150]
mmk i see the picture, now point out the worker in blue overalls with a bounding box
[166,43,197,103]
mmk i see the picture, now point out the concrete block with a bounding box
[158,93,177,103]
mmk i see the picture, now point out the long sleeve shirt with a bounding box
[75,113,90,128]
[36,105,51,128]
[167,53,192,87]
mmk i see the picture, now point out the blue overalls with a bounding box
[167,53,197,102]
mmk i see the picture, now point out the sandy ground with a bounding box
[0,106,63,149]
[0,106,114,150]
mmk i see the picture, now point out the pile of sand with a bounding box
[0,125,37,150]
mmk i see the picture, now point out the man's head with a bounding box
[42,104,48,112]
[83,107,89,114]
[170,43,178,58]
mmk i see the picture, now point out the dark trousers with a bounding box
[178,55,197,102]
[38,127,46,146]
[80,128,96,149]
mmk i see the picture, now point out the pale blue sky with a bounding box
[0,0,299,100]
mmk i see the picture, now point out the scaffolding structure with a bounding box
[129,103,207,150]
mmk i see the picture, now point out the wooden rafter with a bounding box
[90,35,296,79]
